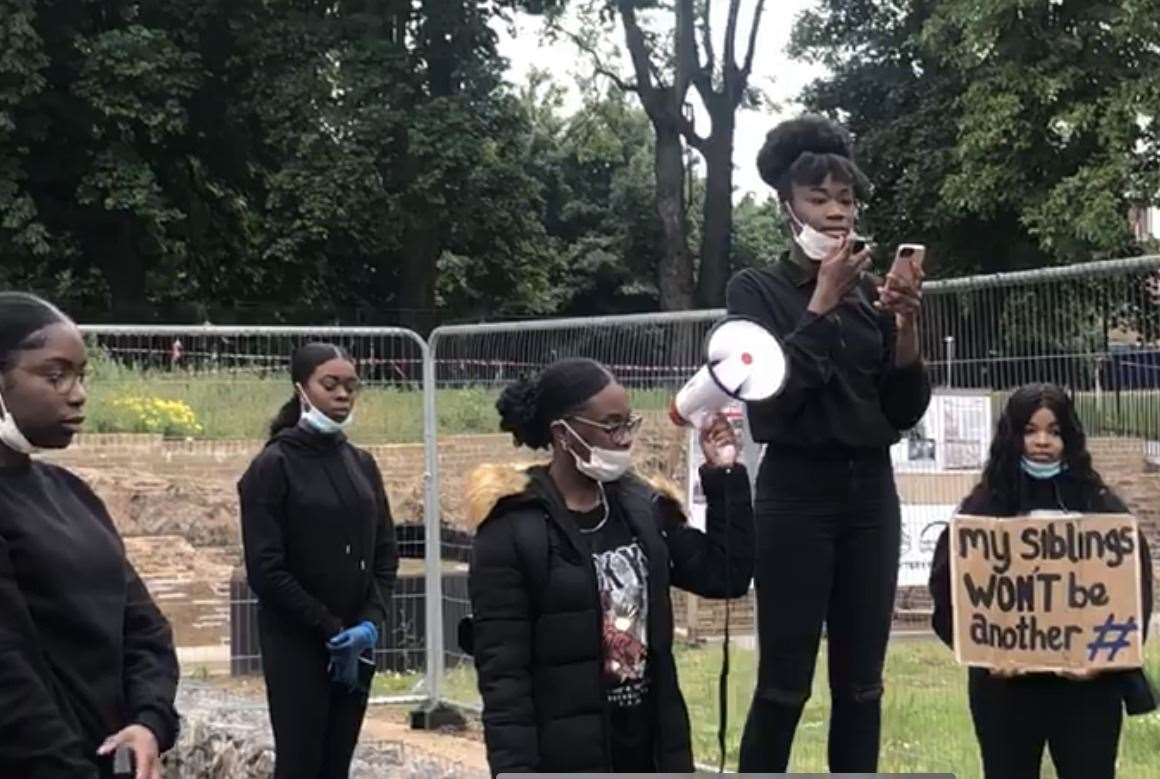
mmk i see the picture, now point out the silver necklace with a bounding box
[577,482,610,534]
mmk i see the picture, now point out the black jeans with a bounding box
[969,669,1124,779]
[739,448,900,773]
[259,609,370,779]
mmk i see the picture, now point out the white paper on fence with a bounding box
[890,391,993,473]
[897,504,958,588]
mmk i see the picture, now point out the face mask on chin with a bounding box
[555,420,633,483]
[1021,456,1065,480]
[784,202,866,262]
[296,383,353,435]
[0,389,37,455]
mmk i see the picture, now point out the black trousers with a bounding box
[969,669,1124,779]
[739,449,900,773]
[259,609,370,779]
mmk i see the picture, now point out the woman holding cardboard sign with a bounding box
[929,383,1156,779]
[726,115,931,772]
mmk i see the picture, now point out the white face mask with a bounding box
[784,203,851,261]
[0,389,37,455]
[556,420,633,483]
[296,383,353,436]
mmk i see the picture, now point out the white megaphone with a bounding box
[669,316,788,465]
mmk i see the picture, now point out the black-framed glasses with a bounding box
[568,413,644,443]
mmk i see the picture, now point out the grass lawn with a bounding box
[77,349,1160,442]
[416,637,1160,777]
[83,356,678,442]
[679,637,1160,777]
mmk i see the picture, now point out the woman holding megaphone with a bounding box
[726,115,931,772]
[465,358,754,775]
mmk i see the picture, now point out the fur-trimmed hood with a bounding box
[464,462,686,531]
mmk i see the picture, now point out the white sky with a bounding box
[495,1,825,200]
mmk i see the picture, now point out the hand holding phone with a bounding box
[885,244,925,290]
[877,243,925,325]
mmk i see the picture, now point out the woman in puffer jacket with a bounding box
[466,358,754,775]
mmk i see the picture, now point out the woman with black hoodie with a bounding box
[466,358,754,775]
[0,292,179,779]
[238,342,398,779]
[929,383,1156,779]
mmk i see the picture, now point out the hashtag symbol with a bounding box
[1086,614,1139,662]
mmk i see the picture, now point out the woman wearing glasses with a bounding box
[465,358,754,775]
[0,292,179,778]
[238,342,398,779]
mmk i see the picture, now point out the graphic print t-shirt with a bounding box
[572,496,654,769]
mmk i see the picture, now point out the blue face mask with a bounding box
[1021,457,1064,480]
[296,384,352,436]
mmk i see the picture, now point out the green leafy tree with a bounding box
[791,0,1160,277]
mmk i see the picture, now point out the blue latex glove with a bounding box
[327,621,379,654]
[327,622,378,691]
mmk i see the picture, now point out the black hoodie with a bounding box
[929,469,1156,714]
[0,459,179,778]
[237,425,398,641]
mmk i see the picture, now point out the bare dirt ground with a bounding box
[193,675,488,773]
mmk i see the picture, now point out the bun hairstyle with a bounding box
[268,342,354,438]
[0,292,71,371]
[756,114,871,201]
[497,358,614,450]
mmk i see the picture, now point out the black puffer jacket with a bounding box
[466,463,754,775]
[929,470,1156,714]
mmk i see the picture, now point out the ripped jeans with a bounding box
[738,448,901,773]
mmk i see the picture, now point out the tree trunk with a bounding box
[696,112,735,308]
[655,125,695,310]
[95,213,149,319]
[395,219,441,334]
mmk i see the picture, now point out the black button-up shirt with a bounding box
[725,253,931,452]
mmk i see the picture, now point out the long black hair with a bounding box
[268,342,354,438]
[496,358,614,450]
[757,114,871,201]
[973,383,1104,512]
[0,292,71,373]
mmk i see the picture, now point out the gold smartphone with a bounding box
[887,244,926,288]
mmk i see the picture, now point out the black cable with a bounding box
[717,464,732,773]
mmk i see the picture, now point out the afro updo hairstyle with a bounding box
[756,114,871,202]
[496,359,614,450]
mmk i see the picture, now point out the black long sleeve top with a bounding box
[726,254,931,451]
[0,460,180,778]
[238,425,399,641]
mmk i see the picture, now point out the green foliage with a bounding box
[731,195,788,270]
[0,1,567,325]
[0,1,779,323]
[791,0,1160,277]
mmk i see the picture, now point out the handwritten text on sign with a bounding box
[950,513,1144,672]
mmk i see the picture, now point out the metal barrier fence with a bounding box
[425,255,1160,714]
[70,325,433,706]
[61,254,1160,727]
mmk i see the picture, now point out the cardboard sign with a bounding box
[950,513,1145,672]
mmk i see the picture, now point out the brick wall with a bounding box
[45,431,1160,639]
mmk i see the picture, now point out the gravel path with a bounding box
[165,682,488,779]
